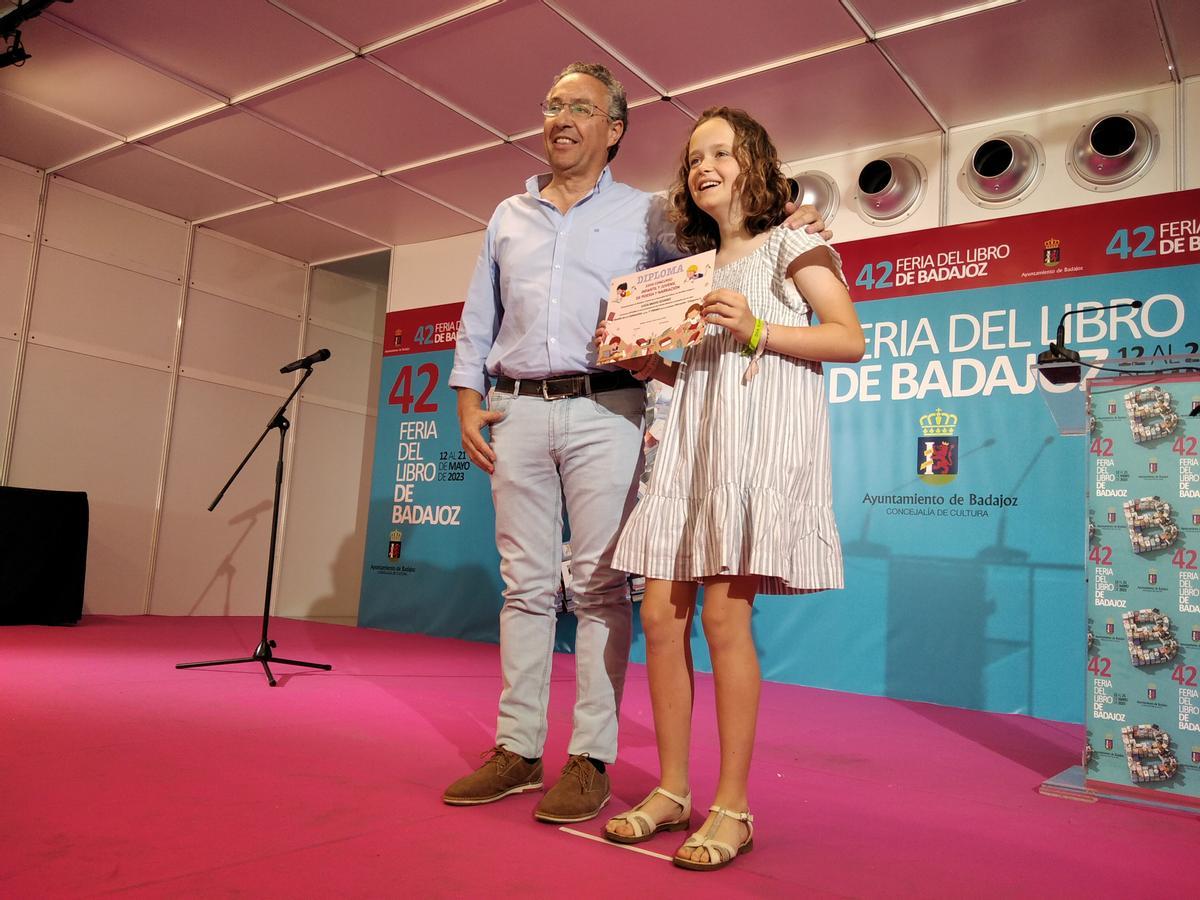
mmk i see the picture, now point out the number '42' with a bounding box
[389,363,438,413]
[1105,226,1156,260]
[855,261,894,291]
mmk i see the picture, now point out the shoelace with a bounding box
[482,745,511,768]
[560,755,593,787]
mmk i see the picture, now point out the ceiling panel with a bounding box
[849,0,983,31]
[58,146,267,222]
[396,144,545,222]
[0,93,117,170]
[0,18,218,137]
[375,0,658,137]
[202,205,387,263]
[275,0,477,49]
[143,109,371,199]
[678,43,939,163]
[244,59,499,171]
[882,0,1172,125]
[289,177,483,245]
[2,0,1192,258]
[51,0,348,98]
[1160,0,1200,78]
[551,0,863,91]
[607,102,701,192]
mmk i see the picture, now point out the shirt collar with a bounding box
[526,165,613,202]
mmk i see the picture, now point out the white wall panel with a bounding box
[274,257,385,624]
[180,290,301,392]
[1185,78,1199,190]
[309,267,386,336]
[276,401,376,622]
[30,247,178,368]
[298,324,379,412]
[388,231,482,312]
[946,86,1179,224]
[7,345,170,615]
[0,160,42,239]
[43,178,187,279]
[150,379,282,616]
[190,230,307,314]
[782,133,943,244]
[0,233,31,338]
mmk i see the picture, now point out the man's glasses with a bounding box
[539,100,612,122]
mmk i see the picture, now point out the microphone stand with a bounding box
[177,364,332,687]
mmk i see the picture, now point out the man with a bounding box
[445,62,827,823]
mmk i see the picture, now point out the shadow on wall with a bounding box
[628,541,1082,723]
[884,556,992,710]
[186,499,274,615]
[287,533,367,622]
[359,557,504,644]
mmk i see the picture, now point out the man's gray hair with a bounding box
[551,61,628,162]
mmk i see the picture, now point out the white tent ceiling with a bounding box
[0,0,1193,263]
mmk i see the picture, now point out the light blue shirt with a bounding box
[449,167,680,396]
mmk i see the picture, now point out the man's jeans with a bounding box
[487,385,645,763]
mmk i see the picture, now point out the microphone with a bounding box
[1036,300,1142,384]
[280,348,331,374]
[1055,300,1143,351]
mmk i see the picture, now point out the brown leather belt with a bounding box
[493,370,641,400]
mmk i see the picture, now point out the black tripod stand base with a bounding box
[177,640,332,687]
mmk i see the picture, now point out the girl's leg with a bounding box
[607,577,697,837]
[646,578,699,797]
[679,574,759,863]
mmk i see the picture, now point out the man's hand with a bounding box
[782,201,832,242]
[457,388,504,475]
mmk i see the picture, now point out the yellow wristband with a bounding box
[743,318,764,356]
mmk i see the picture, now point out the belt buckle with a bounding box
[542,375,587,400]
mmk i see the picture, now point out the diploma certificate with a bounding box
[596,250,716,363]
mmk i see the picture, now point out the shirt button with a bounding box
[551,298,558,304]
[550,337,557,343]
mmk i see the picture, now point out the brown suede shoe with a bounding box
[443,745,543,806]
[533,754,611,823]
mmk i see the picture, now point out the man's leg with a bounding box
[530,387,645,823]
[444,394,561,805]
[491,395,564,758]
[559,388,645,758]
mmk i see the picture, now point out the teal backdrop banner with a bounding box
[358,302,503,642]
[359,190,1200,725]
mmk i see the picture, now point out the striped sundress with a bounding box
[613,226,845,595]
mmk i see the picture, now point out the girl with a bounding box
[600,108,864,871]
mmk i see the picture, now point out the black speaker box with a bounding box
[0,486,88,625]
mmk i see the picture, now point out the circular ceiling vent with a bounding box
[958,132,1044,208]
[1066,112,1158,191]
[787,171,839,223]
[853,154,926,225]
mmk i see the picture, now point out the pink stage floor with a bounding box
[2,616,1196,898]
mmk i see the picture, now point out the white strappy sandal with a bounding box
[673,805,754,871]
[602,786,692,845]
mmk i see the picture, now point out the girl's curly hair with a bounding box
[670,107,791,255]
